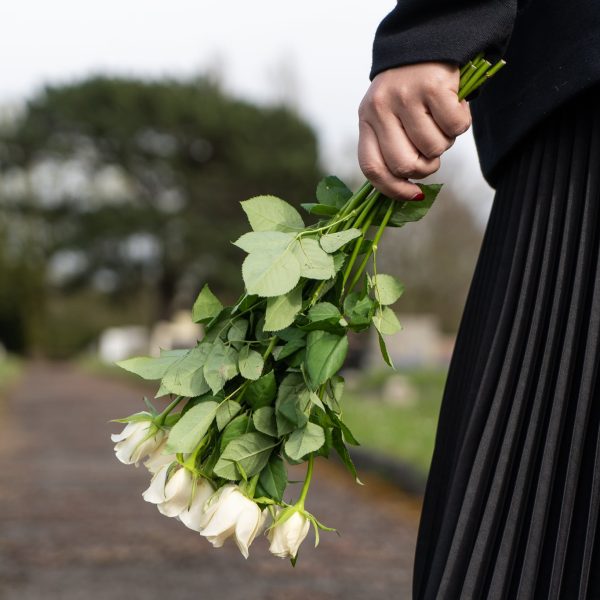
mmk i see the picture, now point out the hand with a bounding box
[358,62,471,200]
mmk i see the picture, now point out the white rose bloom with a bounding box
[142,463,171,504]
[144,438,176,474]
[199,485,268,558]
[111,420,164,466]
[179,479,215,532]
[268,509,311,559]
[142,464,194,518]
[157,467,194,517]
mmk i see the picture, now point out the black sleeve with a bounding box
[370,0,518,80]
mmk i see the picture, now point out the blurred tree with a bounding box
[378,189,485,333]
[0,76,321,327]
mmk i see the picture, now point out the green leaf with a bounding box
[220,414,252,452]
[216,400,242,431]
[277,328,306,342]
[275,338,306,361]
[192,284,223,323]
[213,432,277,480]
[332,428,362,484]
[233,230,296,253]
[257,455,287,502]
[203,340,239,394]
[292,238,335,281]
[324,375,344,413]
[316,176,353,208]
[285,423,326,460]
[372,274,405,305]
[227,319,249,345]
[372,307,402,336]
[382,183,442,227]
[242,241,301,297]
[161,344,212,397]
[329,410,360,446]
[253,407,278,437]
[264,284,302,332]
[377,331,394,368]
[308,302,342,323]
[319,229,362,253]
[241,195,305,232]
[300,203,338,217]
[166,400,219,453]
[237,346,264,380]
[245,370,277,410]
[116,350,185,380]
[344,292,376,331]
[275,373,310,435]
[309,391,325,411]
[305,330,349,388]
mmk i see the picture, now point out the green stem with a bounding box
[346,199,394,293]
[262,336,278,360]
[349,190,380,230]
[156,396,183,426]
[297,453,314,508]
[458,60,491,100]
[328,181,373,233]
[341,194,381,292]
[246,474,260,498]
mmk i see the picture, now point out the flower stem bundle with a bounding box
[110,56,504,564]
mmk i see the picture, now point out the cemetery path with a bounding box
[0,363,421,600]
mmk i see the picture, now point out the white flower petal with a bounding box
[158,467,194,517]
[110,422,137,443]
[179,480,215,532]
[268,510,311,559]
[142,464,170,504]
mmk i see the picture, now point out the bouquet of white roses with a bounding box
[110,55,503,564]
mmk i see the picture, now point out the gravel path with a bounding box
[0,363,421,600]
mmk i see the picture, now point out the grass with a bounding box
[341,367,447,475]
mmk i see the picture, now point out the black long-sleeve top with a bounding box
[370,0,600,187]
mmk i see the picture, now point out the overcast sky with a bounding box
[0,0,494,219]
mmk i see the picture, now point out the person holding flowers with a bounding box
[361,1,600,598]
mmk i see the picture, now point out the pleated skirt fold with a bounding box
[413,85,600,600]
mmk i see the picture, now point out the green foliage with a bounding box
[213,432,277,480]
[116,176,441,515]
[192,285,223,324]
[167,400,219,453]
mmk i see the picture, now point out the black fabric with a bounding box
[370,0,600,188]
[413,86,600,599]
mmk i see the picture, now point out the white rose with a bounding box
[268,508,311,559]
[144,438,176,474]
[142,464,194,518]
[111,420,165,465]
[179,479,215,532]
[199,485,268,558]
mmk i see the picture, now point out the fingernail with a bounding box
[410,192,425,201]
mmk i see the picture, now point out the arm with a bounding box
[359,1,517,200]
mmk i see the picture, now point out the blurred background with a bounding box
[0,1,495,598]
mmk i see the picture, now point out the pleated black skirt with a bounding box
[413,85,600,600]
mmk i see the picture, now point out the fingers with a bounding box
[426,89,472,138]
[399,106,454,159]
[358,120,422,201]
[367,111,441,179]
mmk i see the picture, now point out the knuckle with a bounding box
[448,114,472,136]
[422,142,448,159]
[389,159,418,178]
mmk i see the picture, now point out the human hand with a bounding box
[358,62,471,200]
